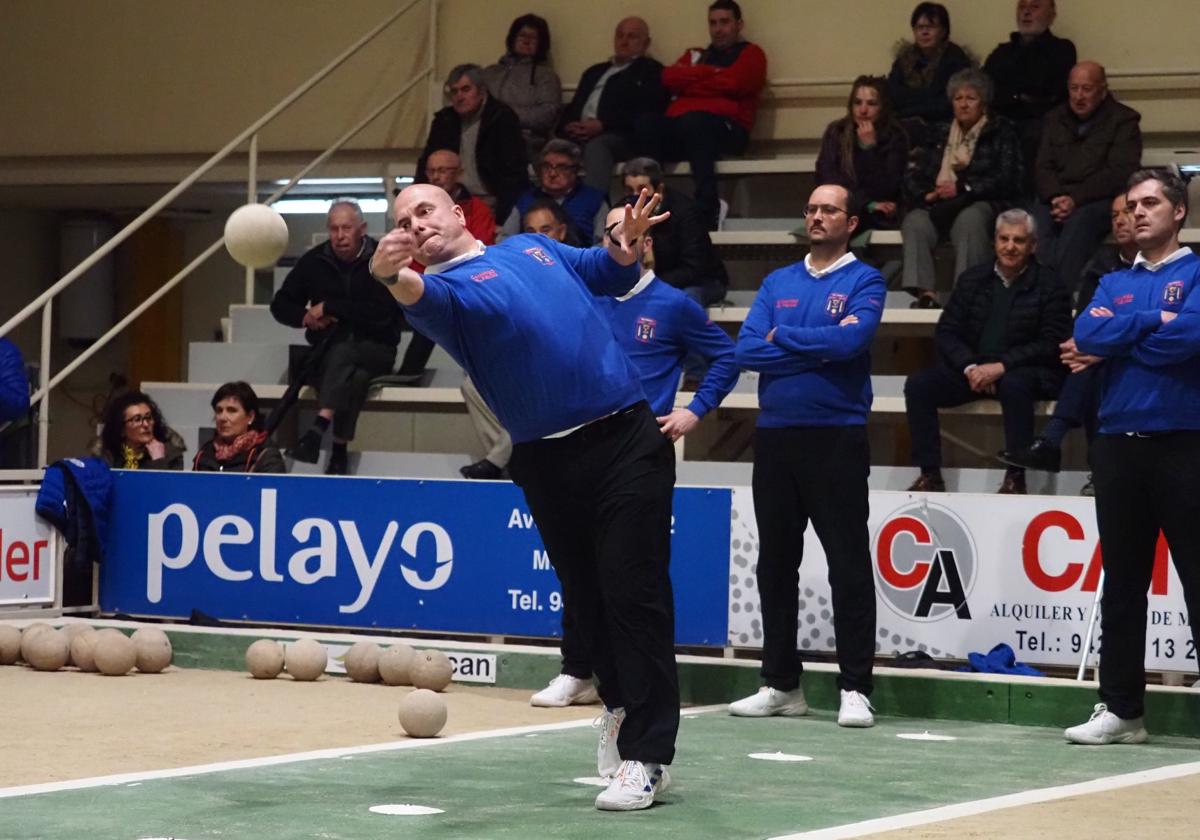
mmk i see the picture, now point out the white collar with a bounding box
[804,250,857,279]
[614,269,656,302]
[1132,246,1191,272]
[992,261,1027,287]
[426,240,486,274]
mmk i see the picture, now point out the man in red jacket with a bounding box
[424,149,497,245]
[634,0,767,230]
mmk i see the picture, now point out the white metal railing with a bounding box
[0,0,438,469]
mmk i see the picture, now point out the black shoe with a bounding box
[998,471,1027,494]
[1000,439,1061,473]
[910,295,941,309]
[1080,474,1095,496]
[288,429,322,464]
[459,459,504,480]
[907,472,945,492]
[325,449,349,476]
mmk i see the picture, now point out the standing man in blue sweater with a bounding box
[371,184,676,811]
[729,184,886,727]
[1065,169,1200,745]
[530,204,738,710]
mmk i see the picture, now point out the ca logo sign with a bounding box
[874,502,976,622]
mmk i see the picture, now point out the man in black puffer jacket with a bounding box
[270,199,403,475]
[905,208,1071,494]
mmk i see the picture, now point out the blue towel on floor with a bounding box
[961,643,1044,677]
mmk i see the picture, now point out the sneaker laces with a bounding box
[611,761,653,795]
[1088,703,1109,721]
[546,673,574,690]
[844,691,874,712]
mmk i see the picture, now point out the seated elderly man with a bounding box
[559,16,667,194]
[1031,61,1141,294]
[620,157,729,306]
[502,139,610,243]
[416,64,528,225]
[904,209,1072,494]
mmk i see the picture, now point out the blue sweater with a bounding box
[600,275,738,417]
[735,257,886,427]
[403,235,644,443]
[1074,250,1200,434]
[516,184,609,244]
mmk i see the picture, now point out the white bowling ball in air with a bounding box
[224,203,289,269]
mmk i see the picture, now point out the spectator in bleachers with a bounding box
[983,0,1076,190]
[522,198,583,246]
[887,3,972,127]
[621,157,729,306]
[1003,192,1139,493]
[816,76,909,232]
[1031,62,1142,295]
[459,201,578,480]
[635,0,767,230]
[0,338,29,423]
[559,17,667,194]
[271,199,403,476]
[501,139,609,243]
[192,382,285,474]
[424,149,497,245]
[529,204,738,708]
[730,184,885,728]
[94,391,185,470]
[904,209,1071,494]
[901,68,1023,308]
[484,14,562,161]
[416,64,528,225]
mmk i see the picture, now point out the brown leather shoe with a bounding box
[997,472,1027,494]
[907,473,946,492]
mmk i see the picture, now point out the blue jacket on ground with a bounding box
[735,255,886,427]
[1075,249,1200,434]
[0,338,29,422]
[600,272,738,417]
[403,234,644,443]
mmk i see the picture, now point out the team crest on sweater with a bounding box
[1163,280,1185,304]
[825,292,848,316]
[635,316,657,342]
[523,247,556,266]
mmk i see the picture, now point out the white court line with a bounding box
[0,704,726,800]
[768,759,1200,840]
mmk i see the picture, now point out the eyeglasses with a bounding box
[803,204,849,218]
[540,163,576,174]
[124,413,154,426]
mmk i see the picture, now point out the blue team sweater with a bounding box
[735,256,886,427]
[1074,249,1200,434]
[403,235,644,443]
[600,274,739,417]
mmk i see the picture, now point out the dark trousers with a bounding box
[1091,432,1200,719]
[1031,199,1113,296]
[307,338,396,440]
[398,330,436,376]
[1050,364,1101,441]
[634,111,749,228]
[753,425,875,695]
[904,363,1058,471]
[509,403,680,764]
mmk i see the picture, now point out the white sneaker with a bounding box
[837,690,875,728]
[594,706,626,778]
[594,760,670,811]
[728,686,809,717]
[530,674,600,707]
[1064,703,1148,745]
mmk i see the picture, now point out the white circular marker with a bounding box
[369,804,445,816]
[748,752,813,762]
[897,732,957,742]
[573,776,610,786]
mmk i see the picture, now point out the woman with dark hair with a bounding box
[483,14,562,159]
[901,68,1023,307]
[192,382,285,473]
[815,76,909,231]
[94,391,185,469]
[887,3,972,125]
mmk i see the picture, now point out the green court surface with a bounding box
[3,710,1198,840]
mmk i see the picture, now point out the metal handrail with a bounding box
[1,0,437,466]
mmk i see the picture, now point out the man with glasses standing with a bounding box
[501,139,610,244]
[729,184,885,727]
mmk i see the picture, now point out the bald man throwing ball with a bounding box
[371,184,676,811]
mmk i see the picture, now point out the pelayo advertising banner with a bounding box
[101,471,731,645]
[728,488,1195,672]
